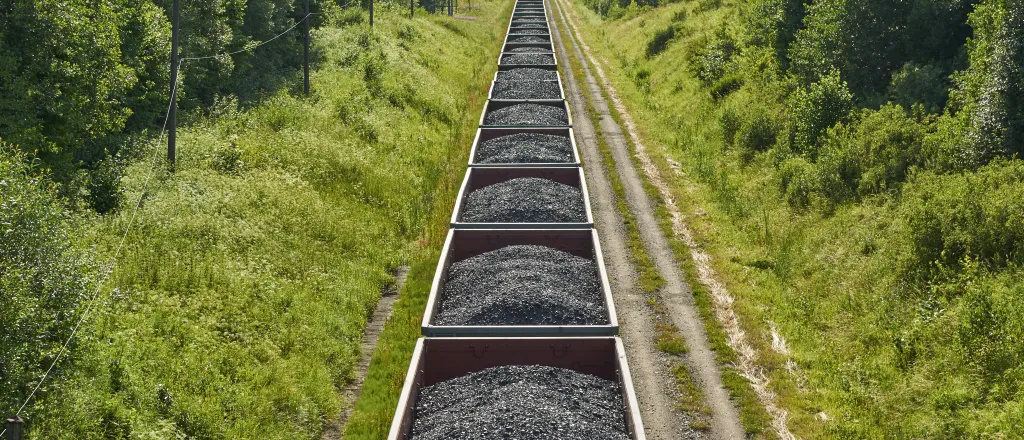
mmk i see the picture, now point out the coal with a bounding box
[501,53,555,65]
[484,103,568,126]
[492,80,561,99]
[436,244,605,325]
[508,35,549,43]
[411,365,629,440]
[511,23,548,28]
[496,68,558,81]
[513,17,547,22]
[476,132,573,163]
[509,46,551,52]
[460,177,586,223]
[510,29,549,35]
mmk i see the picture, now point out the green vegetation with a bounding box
[568,0,1024,436]
[342,5,509,439]
[0,1,508,437]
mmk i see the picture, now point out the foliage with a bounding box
[736,112,777,153]
[900,160,1024,278]
[0,146,93,418]
[934,0,1024,170]
[787,69,853,157]
[745,0,805,69]
[687,27,738,86]
[8,2,509,437]
[0,0,167,189]
[0,0,340,210]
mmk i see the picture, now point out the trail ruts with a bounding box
[547,1,749,439]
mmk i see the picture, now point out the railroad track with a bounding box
[384,1,648,438]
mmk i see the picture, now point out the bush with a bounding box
[900,160,1024,278]
[779,157,816,209]
[745,0,806,68]
[647,24,678,58]
[0,146,93,417]
[889,62,950,114]
[789,69,854,157]
[737,112,777,153]
[710,72,744,100]
[687,27,738,86]
[720,107,742,146]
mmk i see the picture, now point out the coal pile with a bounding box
[511,23,548,29]
[513,17,547,22]
[492,80,561,99]
[501,53,555,65]
[508,35,549,43]
[476,133,573,164]
[460,177,586,223]
[509,46,552,52]
[497,68,558,81]
[411,365,628,440]
[436,244,605,325]
[510,29,549,35]
[485,103,567,126]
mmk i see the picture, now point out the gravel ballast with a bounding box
[436,244,605,325]
[497,68,558,81]
[411,365,629,440]
[484,103,567,126]
[476,133,573,164]
[508,35,549,43]
[460,177,586,223]
[501,53,555,65]
[492,80,561,99]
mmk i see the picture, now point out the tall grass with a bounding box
[18,3,509,438]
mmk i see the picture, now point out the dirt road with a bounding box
[546,1,747,439]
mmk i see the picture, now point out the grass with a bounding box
[19,3,511,438]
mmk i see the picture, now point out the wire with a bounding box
[183,13,312,62]
[7,9,316,426]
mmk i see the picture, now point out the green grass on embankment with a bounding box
[12,3,510,438]
[560,0,1024,437]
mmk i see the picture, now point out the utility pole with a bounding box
[303,0,310,95]
[448,0,452,16]
[5,416,23,440]
[369,0,374,26]
[410,0,413,18]
[169,0,179,168]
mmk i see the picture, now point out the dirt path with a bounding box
[546,6,704,440]
[321,266,409,440]
[548,1,748,439]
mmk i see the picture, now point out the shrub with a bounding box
[888,62,950,114]
[687,27,738,86]
[710,72,744,100]
[0,146,93,416]
[737,112,777,153]
[647,24,678,58]
[788,69,854,157]
[745,0,806,68]
[778,157,816,209]
[899,160,1024,278]
[720,107,742,146]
